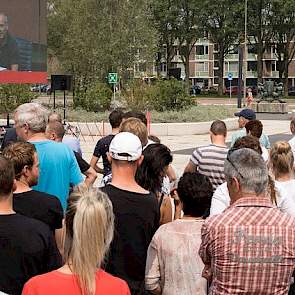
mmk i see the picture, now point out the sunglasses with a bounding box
[226,148,244,179]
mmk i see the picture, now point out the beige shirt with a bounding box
[145,219,207,295]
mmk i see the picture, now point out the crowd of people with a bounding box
[1,103,295,294]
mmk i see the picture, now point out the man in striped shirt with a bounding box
[199,148,295,294]
[184,120,228,190]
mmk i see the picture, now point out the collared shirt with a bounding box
[231,128,270,149]
[200,196,295,295]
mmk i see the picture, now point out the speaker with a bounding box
[51,75,72,91]
[168,68,181,80]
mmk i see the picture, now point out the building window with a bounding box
[196,62,208,72]
[272,61,276,72]
[247,61,257,71]
[196,45,209,55]
[229,62,238,72]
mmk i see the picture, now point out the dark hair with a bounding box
[109,109,124,128]
[245,120,263,139]
[148,134,161,144]
[135,144,172,194]
[123,111,147,126]
[0,155,15,196]
[210,120,227,136]
[233,136,262,155]
[3,142,36,180]
[177,172,213,218]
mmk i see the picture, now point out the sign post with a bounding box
[108,73,118,108]
[227,72,233,99]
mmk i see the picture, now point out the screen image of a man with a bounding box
[0,13,19,71]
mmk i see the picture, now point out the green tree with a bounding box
[200,0,243,95]
[247,0,273,83]
[174,0,201,88]
[48,0,157,98]
[271,0,295,95]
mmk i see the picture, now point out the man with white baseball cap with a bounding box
[101,132,160,294]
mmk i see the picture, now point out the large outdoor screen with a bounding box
[0,0,47,83]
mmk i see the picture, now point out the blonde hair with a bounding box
[63,186,114,295]
[270,141,294,178]
[119,117,148,146]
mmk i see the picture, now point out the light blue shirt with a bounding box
[32,140,83,210]
[231,128,270,149]
[62,135,82,156]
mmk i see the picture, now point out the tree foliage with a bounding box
[48,0,157,93]
[199,0,243,95]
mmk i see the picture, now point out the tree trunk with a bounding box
[218,49,224,96]
[257,44,263,83]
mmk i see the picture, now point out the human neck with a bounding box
[275,173,293,182]
[111,128,119,135]
[0,194,15,214]
[182,215,203,220]
[111,166,147,193]
[28,132,48,141]
[14,178,32,193]
[211,136,226,146]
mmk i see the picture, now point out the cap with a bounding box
[234,109,256,120]
[109,132,142,161]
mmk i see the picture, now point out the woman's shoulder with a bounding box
[97,270,130,293]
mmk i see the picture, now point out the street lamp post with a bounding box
[244,0,248,105]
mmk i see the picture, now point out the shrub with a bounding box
[75,82,112,111]
[0,84,37,113]
[122,79,152,111]
[150,79,192,111]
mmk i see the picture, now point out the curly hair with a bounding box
[135,143,172,194]
[177,172,213,218]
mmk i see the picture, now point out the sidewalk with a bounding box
[80,119,291,183]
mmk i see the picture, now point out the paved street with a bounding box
[79,118,292,184]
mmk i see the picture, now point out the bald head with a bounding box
[46,121,65,142]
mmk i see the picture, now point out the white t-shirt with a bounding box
[210,179,295,218]
[210,182,230,216]
[261,145,269,162]
[275,179,295,218]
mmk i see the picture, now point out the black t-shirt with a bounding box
[101,184,159,294]
[93,134,115,176]
[0,33,19,69]
[74,151,90,173]
[1,127,18,150]
[13,190,63,231]
[0,213,62,295]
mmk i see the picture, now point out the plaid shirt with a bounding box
[199,196,295,294]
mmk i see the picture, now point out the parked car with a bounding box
[224,86,257,96]
[190,85,201,96]
[288,86,295,96]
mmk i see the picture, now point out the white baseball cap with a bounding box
[109,132,142,161]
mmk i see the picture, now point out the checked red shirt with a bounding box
[199,196,295,295]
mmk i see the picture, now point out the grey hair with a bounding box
[14,103,49,133]
[224,148,268,194]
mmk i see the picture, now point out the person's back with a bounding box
[101,132,159,294]
[23,269,129,295]
[23,186,130,295]
[13,190,63,231]
[0,213,61,294]
[203,200,295,294]
[146,220,206,295]
[102,184,159,293]
[200,148,295,294]
[32,140,82,210]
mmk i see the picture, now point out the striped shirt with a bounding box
[199,197,295,295]
[190,144,228,190]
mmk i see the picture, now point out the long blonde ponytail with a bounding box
[63,186,114,295]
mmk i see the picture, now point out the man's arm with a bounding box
[184,160,196,173]
[83,166,97,187]
[90,155,104,174]
[199,222,213,281]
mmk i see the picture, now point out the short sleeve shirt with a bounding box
[31,140,83,210]
[93,134,115,176]
[13,190,64,231]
